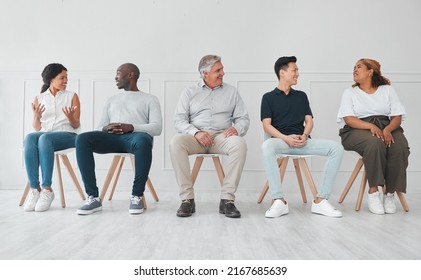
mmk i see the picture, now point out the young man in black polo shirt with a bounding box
[260,56,344,218]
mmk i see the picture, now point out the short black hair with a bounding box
[274,56,297,80]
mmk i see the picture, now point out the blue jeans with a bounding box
[24,132,77,188]
[261,138,344,200]
[76,131,153,197]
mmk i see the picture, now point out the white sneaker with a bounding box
[265,199,289,218]
[384,193,397,214]
[34,189,55,212]
[367,191,385,215]
[311,199,342,217]
[24,188,40,211]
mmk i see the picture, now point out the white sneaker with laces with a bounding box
[384,193,397,214]
[35,189,55,212]
[367,191,385,215]
[311,199,342,217]
[265,199,289,218]
[24,188,40,211]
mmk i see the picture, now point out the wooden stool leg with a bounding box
[293,158,307,203]
[212,156,225,186]
[146,177,159,202]
[55,154,66,208]
[108,157,125,200]
[257,182,269,204]
[396,192,409,212]
[298,158,318,199]
[100,155,121,201]
[19,182,30,206]
[355,171,367,211]
[60,154,85,201]
[142,196,147,209]
[191,156,204,187]
[339,159,364,203]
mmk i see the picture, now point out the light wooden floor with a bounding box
[0,188,420,260]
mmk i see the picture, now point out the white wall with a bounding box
[1,0,420,195]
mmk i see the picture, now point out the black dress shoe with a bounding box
[219,199,241,218]
[177,199,195,217]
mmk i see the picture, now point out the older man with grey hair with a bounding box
[170,55,250,218]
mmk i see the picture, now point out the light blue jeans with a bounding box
[261,138,344,200]
[24,131,77,188]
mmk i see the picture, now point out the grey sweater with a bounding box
[97,91,162,136]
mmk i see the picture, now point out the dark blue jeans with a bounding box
[76,131,153,197]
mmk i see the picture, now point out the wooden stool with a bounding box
[191,154,225,187]
[258,154,318,203]
[19,148,85,208]
[99,153,158,209]
[338,158,409,212]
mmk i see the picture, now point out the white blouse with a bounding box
[37,89,80,133]
[337,85,406,124]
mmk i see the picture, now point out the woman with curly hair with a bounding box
[338,58,410,215]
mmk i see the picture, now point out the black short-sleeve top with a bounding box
[261,87,313,136]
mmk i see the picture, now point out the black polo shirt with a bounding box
[261,87,313,135]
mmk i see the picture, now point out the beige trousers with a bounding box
[169,131,247,200]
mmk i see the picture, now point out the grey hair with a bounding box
[198,55,221,78]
